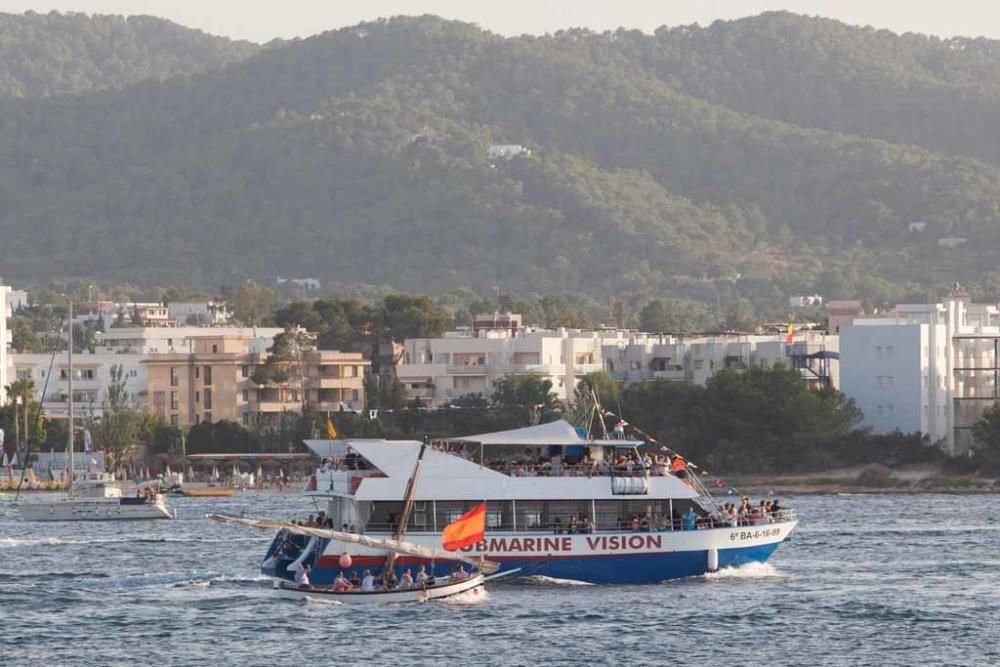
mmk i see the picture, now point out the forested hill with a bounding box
[0,12,258,98]
[5,12,1000,305]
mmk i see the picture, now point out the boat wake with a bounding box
[703,562,783,580]
[0,536,67,548]
[439,587,489,605]
[521,575,595,586]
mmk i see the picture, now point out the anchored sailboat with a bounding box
[18,300,174,521]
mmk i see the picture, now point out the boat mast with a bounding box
[67,298,73,483]
[384,439,429,573]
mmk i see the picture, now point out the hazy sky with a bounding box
[1,1,998,43]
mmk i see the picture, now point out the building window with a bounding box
[212,344,218,354]
[242,389,249,402]
[170,391,179,410]
[16,369,31,380]
[290,389,299,402]
[242,413,249,426]
[195,366,200,379]
[204,412,212,423]
[194,414,201,425]
[204,366,212,385]
[170,367,179,387]
[204,389,213,410]
[170,414,178,426]
[195,390,200,403]
[241,365,249,378]
[352,389,359,402]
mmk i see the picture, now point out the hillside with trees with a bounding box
[0,11,257,98]
[4,12,1000,317]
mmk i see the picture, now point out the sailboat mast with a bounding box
[384,440,429,573]
[67,299,73,481]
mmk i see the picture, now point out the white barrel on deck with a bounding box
[707,548,719,572]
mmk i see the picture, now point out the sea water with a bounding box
[1,493,997,666]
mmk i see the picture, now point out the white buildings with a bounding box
[396,317,621,407]
[602,332,839,390]
[6,326,286,421]
[167,301,232,326]
[11,352,148,419]
[487,144,531,160]
[840,292,1000,454]
[94,326,283,354]
[395,314,839,407]
[0,285,10,404]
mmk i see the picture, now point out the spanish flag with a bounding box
[785,323,794,345]
[442,502,486,551]
[325,416,337,439]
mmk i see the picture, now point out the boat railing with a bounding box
[351,509,795,536]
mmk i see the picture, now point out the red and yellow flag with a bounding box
[785,323,794,345]
[442,502,486,551]
[326,416,337,439]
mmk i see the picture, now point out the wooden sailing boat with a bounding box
[209,441,503,602]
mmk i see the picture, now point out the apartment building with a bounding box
[840,291,1000,454]
[143,335,367,428]
[601,331,839,390]
[396,317,630,407]
[10,352,147,418]
[94,326,283,354]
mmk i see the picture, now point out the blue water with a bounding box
[2,493,998,666]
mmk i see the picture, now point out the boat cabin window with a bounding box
[365,498,691,533]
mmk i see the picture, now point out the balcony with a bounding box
[574,363,604,374]
[447,364,489,375]
[306,376,360,389]
[248,400,301,413]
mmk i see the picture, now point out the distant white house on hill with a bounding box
[487,144,531,160]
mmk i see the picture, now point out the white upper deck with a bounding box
[304,422,699,502]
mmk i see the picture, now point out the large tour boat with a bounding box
[259,420,797,585]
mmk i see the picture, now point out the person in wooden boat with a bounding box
[361,570,376,591]
[349,571,361,588]
[450,565,470,581]
[333,572,352,592]
[416,565,429,586]
[294,564,312,589]
[399,569,414,589]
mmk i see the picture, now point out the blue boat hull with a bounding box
[262,534,788,585]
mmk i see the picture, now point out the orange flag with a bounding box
[785,323,794,345]
[442,503,486,551]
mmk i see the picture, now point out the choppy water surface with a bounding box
[2,493,997,666]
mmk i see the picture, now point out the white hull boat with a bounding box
[274,574,486,603]
[18,476,175,521]
[18,495,175,521]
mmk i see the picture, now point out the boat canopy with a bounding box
[443,420,644,448]
[304,439,700,502]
